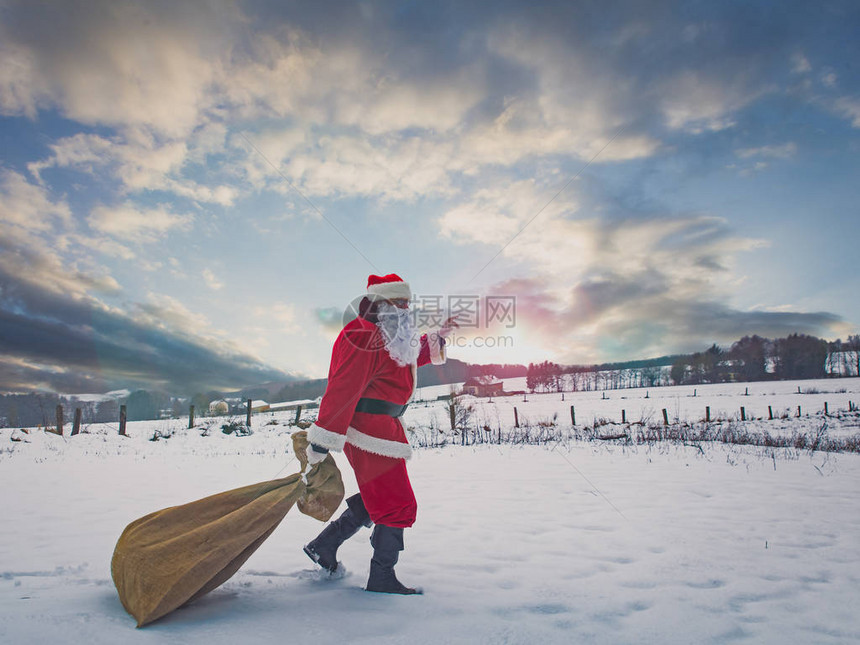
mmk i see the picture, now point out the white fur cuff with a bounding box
[346,426,413,460]
[307,423,346,452]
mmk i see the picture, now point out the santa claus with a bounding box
[303,273,458,594]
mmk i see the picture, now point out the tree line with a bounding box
[526,333,860,392]
[670,333,859,385]
[0,390,187,429]
[3,334,858,427]
[526,360,673,393]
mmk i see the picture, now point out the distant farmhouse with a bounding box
[267,398,318,412]
[230,398,320,415]
[246,399,271,413]
[209,400,229,415]
[461,375,504,397]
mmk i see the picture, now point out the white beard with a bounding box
[376,302,421,367]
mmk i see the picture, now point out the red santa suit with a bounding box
[307,277,446,528]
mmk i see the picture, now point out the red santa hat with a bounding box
[366,273,411,301]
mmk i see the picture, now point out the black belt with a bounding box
[355,398,409,418]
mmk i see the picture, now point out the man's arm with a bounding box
[417,332,446,367]
[307,329,378,451]
[417,315,459,367]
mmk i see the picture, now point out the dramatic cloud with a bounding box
[314,306,345,333]
[658,71,761,133]
[0,0,857,392]
[0,1,231,137]
[0,167,290,393]
[441,179,761,290]
[0,171,120,302]
[88,203,193,242]
[735,143,798,159]
[484,275,843,365]
[6,0,847,209]
[2,0,670,206]
[0,264,293,393]
[438,177,844,363]
[835,97,860,128]
[0,168,71,233]
[28,129,240,206]
[238,130,458,202]
[202,269,224,291]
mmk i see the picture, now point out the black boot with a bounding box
[304,494,372,573]
[366,525,421,595]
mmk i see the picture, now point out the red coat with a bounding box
[307,316,446,459]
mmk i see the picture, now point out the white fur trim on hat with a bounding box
[346,426,413,460]
[367,281,411,301]
[307,422,346,452]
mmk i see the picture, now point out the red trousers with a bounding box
[343,444,417,528]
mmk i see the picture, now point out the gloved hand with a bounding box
[439,314,460,339]
[306,443,329,466]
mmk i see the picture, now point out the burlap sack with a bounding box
[111,431,344,627]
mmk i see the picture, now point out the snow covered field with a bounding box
[412,376,860,429]
[2,378,860,643]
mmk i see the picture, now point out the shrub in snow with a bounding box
[150,427,175,442]
[221,421,252,436]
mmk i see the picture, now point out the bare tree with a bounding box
[847,335,860,377]
[773,334,828,380]
[730,336,768,381]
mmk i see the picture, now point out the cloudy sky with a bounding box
[1,0,859,394]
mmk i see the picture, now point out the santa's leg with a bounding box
[343,444,418,527]
[341,443,422,592]
[304,493,372,573]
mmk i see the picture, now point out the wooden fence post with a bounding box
[514,407,519,428]
[706,406,710,422]
[797,405,801,418]
[824,402,828,415]
[570,405,575,426]
[294,405,303,425]
[71,408,82,436]
[740,406,746,421]
[188,404,195,429]
[246,399,252,428]
[768,405,773,421]
[622,409,626,424]
[56,405,64,436]
[119,405,127,436]
[662,409,669,425]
